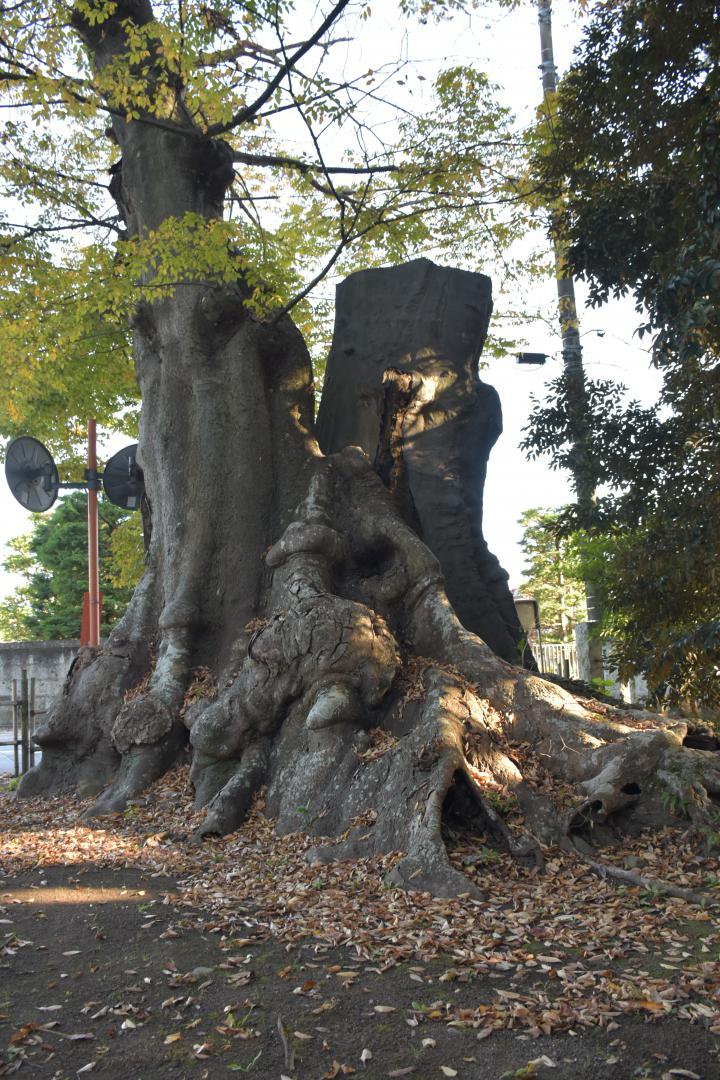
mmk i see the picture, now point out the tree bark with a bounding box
[16,0,720,899]
[316,259,530,666]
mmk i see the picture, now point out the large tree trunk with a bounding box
[316,259,529,665]
[16,0,720,898]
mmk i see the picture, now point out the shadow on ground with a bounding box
[1,863,718,1079]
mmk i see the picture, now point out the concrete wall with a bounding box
[601,644,649,706]
[0,640,79,721]
[574,623,648,705]
[574,621,604,684]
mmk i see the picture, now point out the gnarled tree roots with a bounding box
[19,448,720,898]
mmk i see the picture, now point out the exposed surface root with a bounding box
[16,452,720,898]
[194,740,270,838]
[87,723,188,817]
[568,848,713,905]
[17,573,160,800]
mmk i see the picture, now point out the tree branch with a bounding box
[271,177,374,322]
[199,35,350,69]
[2,214,124,243]
[207,0,352,135]
[199,38,284,70]
[231,149,398,177]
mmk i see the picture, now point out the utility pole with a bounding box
[536,0,600,626]
[86,419,101,647]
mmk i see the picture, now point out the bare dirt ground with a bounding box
[1,765,718,1080]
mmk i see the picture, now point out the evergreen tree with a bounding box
[0,493,139,641]
[518,508,585,643]
[525,0,720,710]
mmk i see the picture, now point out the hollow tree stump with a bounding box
[316,258,528,665]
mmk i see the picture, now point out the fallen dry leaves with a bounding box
[1,763,719,1078]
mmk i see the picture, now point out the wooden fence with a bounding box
[538,642,579,680]
[0,669,42,777]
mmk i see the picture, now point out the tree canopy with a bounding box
[0,491,138,640]
[517,507,585,644]
[524,0,720,712]
[536,0,719,349]
[0,0,545,461]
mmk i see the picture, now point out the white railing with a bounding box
[538,642,578,680]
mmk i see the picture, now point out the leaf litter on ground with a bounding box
[1,763,719,1077]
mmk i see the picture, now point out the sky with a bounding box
[0,0,663,611]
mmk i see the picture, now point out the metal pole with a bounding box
[29,676,36,767]
[11,678,18,777]
[536,0,601,626]
[87,419,101,647]
[20,669,29,775]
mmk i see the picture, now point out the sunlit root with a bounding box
[16,439,720,902]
